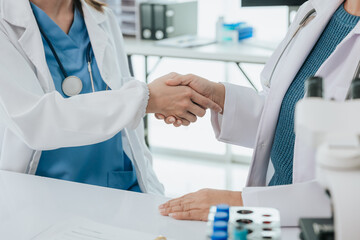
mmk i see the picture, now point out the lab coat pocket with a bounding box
[107,169,137,190]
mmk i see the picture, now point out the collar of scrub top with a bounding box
[32,4,97,97]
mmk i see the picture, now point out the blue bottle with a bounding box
[214,212,229,222]
[213,221,228,232]
[216,204,230,214]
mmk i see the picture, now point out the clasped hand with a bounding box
[146,72,225,126]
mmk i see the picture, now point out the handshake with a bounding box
[146,72,226,127]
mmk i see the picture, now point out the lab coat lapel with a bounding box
[316,25,360,100]
[292,24,360,183]
[1,0,54,92]
[81,1,110,85]
[269,1,342,94]
[247,0,343,187]
[17,25,54,92]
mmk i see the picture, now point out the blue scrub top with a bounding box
[30,3,141,192]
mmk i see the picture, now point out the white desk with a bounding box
[124,38,273,64]
[0,171,300,239]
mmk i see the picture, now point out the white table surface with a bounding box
[0,170,300,240]
[124,38,273,64]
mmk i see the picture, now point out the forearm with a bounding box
[227,190,243,206]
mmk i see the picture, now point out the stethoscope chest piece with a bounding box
[62,76,83,97]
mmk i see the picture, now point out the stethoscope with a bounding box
[37,25,99,97]
[266,8,317,88]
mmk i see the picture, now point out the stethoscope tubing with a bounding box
[38,24,92,80]
[35,20,98,96]
[38,26,71,79]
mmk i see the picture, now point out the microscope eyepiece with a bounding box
[350,78,360,99]
[305,76,323,98]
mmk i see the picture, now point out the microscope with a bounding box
[295,77,360,240]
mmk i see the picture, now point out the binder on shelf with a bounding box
[139,0,198,41]
[153,4,166,40]
[140,3,153,39]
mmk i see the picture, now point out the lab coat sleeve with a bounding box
[0,29,148,151]
[242,181,332,227]
[211,83,266,148]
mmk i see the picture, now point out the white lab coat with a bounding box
[212,0,360,226]
[0,0,164,195]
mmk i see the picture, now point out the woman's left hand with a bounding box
[158,188,243,221]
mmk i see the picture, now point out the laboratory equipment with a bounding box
[206,205,281,240]
[216,19,254,43]
[299,218,334,240]
[295,76,360,239]
[139,0,198,40]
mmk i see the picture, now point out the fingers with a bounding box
[163,72,179,80]
[174,119,183,127]
[158,194,209,221]
[180,118,191,126]
[188,102,206,118]
[180,112,197,123]
[159,198,184,210]
[164,116,176,124]
[155,113,165,120]
[155,114,186,127]
[169,210,208,221]
[160,202,197,215]
[191,90,222,113]
[166,76,183,86]
[166,74,193,86]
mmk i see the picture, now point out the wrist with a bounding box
[212,83,225,114]
[146,83,156,113]
[229,191,243,206]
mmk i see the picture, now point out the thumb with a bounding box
[166,77,183,86]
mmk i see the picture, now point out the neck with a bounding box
[344,0,360,16]
[30,0,75,34]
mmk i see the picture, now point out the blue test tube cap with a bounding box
[213,221,228,232]
[211,231,228,240]
[216,204,230,214]
[214,212,229,222]
[233,226,248,240]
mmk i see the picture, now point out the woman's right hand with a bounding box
[146,73,222,126]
